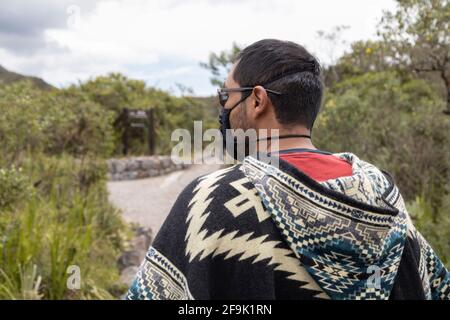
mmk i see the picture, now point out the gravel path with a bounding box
[107,163,222,237]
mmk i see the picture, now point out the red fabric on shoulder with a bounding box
[279,151,353,182]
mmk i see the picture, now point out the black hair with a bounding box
[233,39,323,129]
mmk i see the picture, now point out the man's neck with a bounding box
[257,128,316,153]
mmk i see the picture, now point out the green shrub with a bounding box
[406,193,450,269]
[316,71,449,208]
[40,89,116,158]
[79,73,207,155]
[0,81,115,162]
[0,165,32,210]
[0,82,47,162]
[0,155,128,299]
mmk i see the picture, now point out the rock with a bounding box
[107,160,116,174]
[114,173,125,181]
[117,250,143,272]
[134,227,153,248]
[125,159,139,171]
[115,160,126,173]
[140,159,153,171]
[164,168,173,174]
[126,171,138,180]
[107,155,188,181]
[119,266,139,287]
[117,226,152,271]
[152,158,162,170]
[136,171,149,179]
[135,159,144,170]
[132,234,150,252]
[116,226,153,290]
[161,157,173,169]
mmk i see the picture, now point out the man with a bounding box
[127,39,449,300]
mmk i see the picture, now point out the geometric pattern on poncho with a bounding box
[243,156,408,300]
[125,153,450,300]
[126,247,193,300]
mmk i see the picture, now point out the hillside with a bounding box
[0,65,54,90]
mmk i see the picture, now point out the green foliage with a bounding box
[0,154,128,299]
[314,70,449,264]
[378,0,449,67]
[0,74,213,299]
[0,165,32,210]
[78,73,210,155]
[78,73,147,115]
[42,88,116,157]
[316,71,449,207]
[0,0,447,299]
[0,82,47,161]
[406,193,450,268]
[0,81,115,161]
[378,0,450,112]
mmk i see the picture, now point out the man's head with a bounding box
[221,39,323,134]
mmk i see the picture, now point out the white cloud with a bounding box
[0,0,397,95]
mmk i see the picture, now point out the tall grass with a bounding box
[0,153,129,299]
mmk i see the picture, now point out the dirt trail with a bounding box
[107,163,221,236]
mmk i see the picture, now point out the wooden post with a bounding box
[122,108,129,155]
[147,108,156,155]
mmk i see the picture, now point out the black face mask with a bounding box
[219,104,249,161]
[219,105,312,162]
[218,105,233,140]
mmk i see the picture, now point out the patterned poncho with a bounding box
[126,153,450,300]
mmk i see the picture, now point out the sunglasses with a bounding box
[217,87,283,108]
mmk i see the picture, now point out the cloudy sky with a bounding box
[0,0,397,96]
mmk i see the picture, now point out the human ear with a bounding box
[252,86,269,117]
